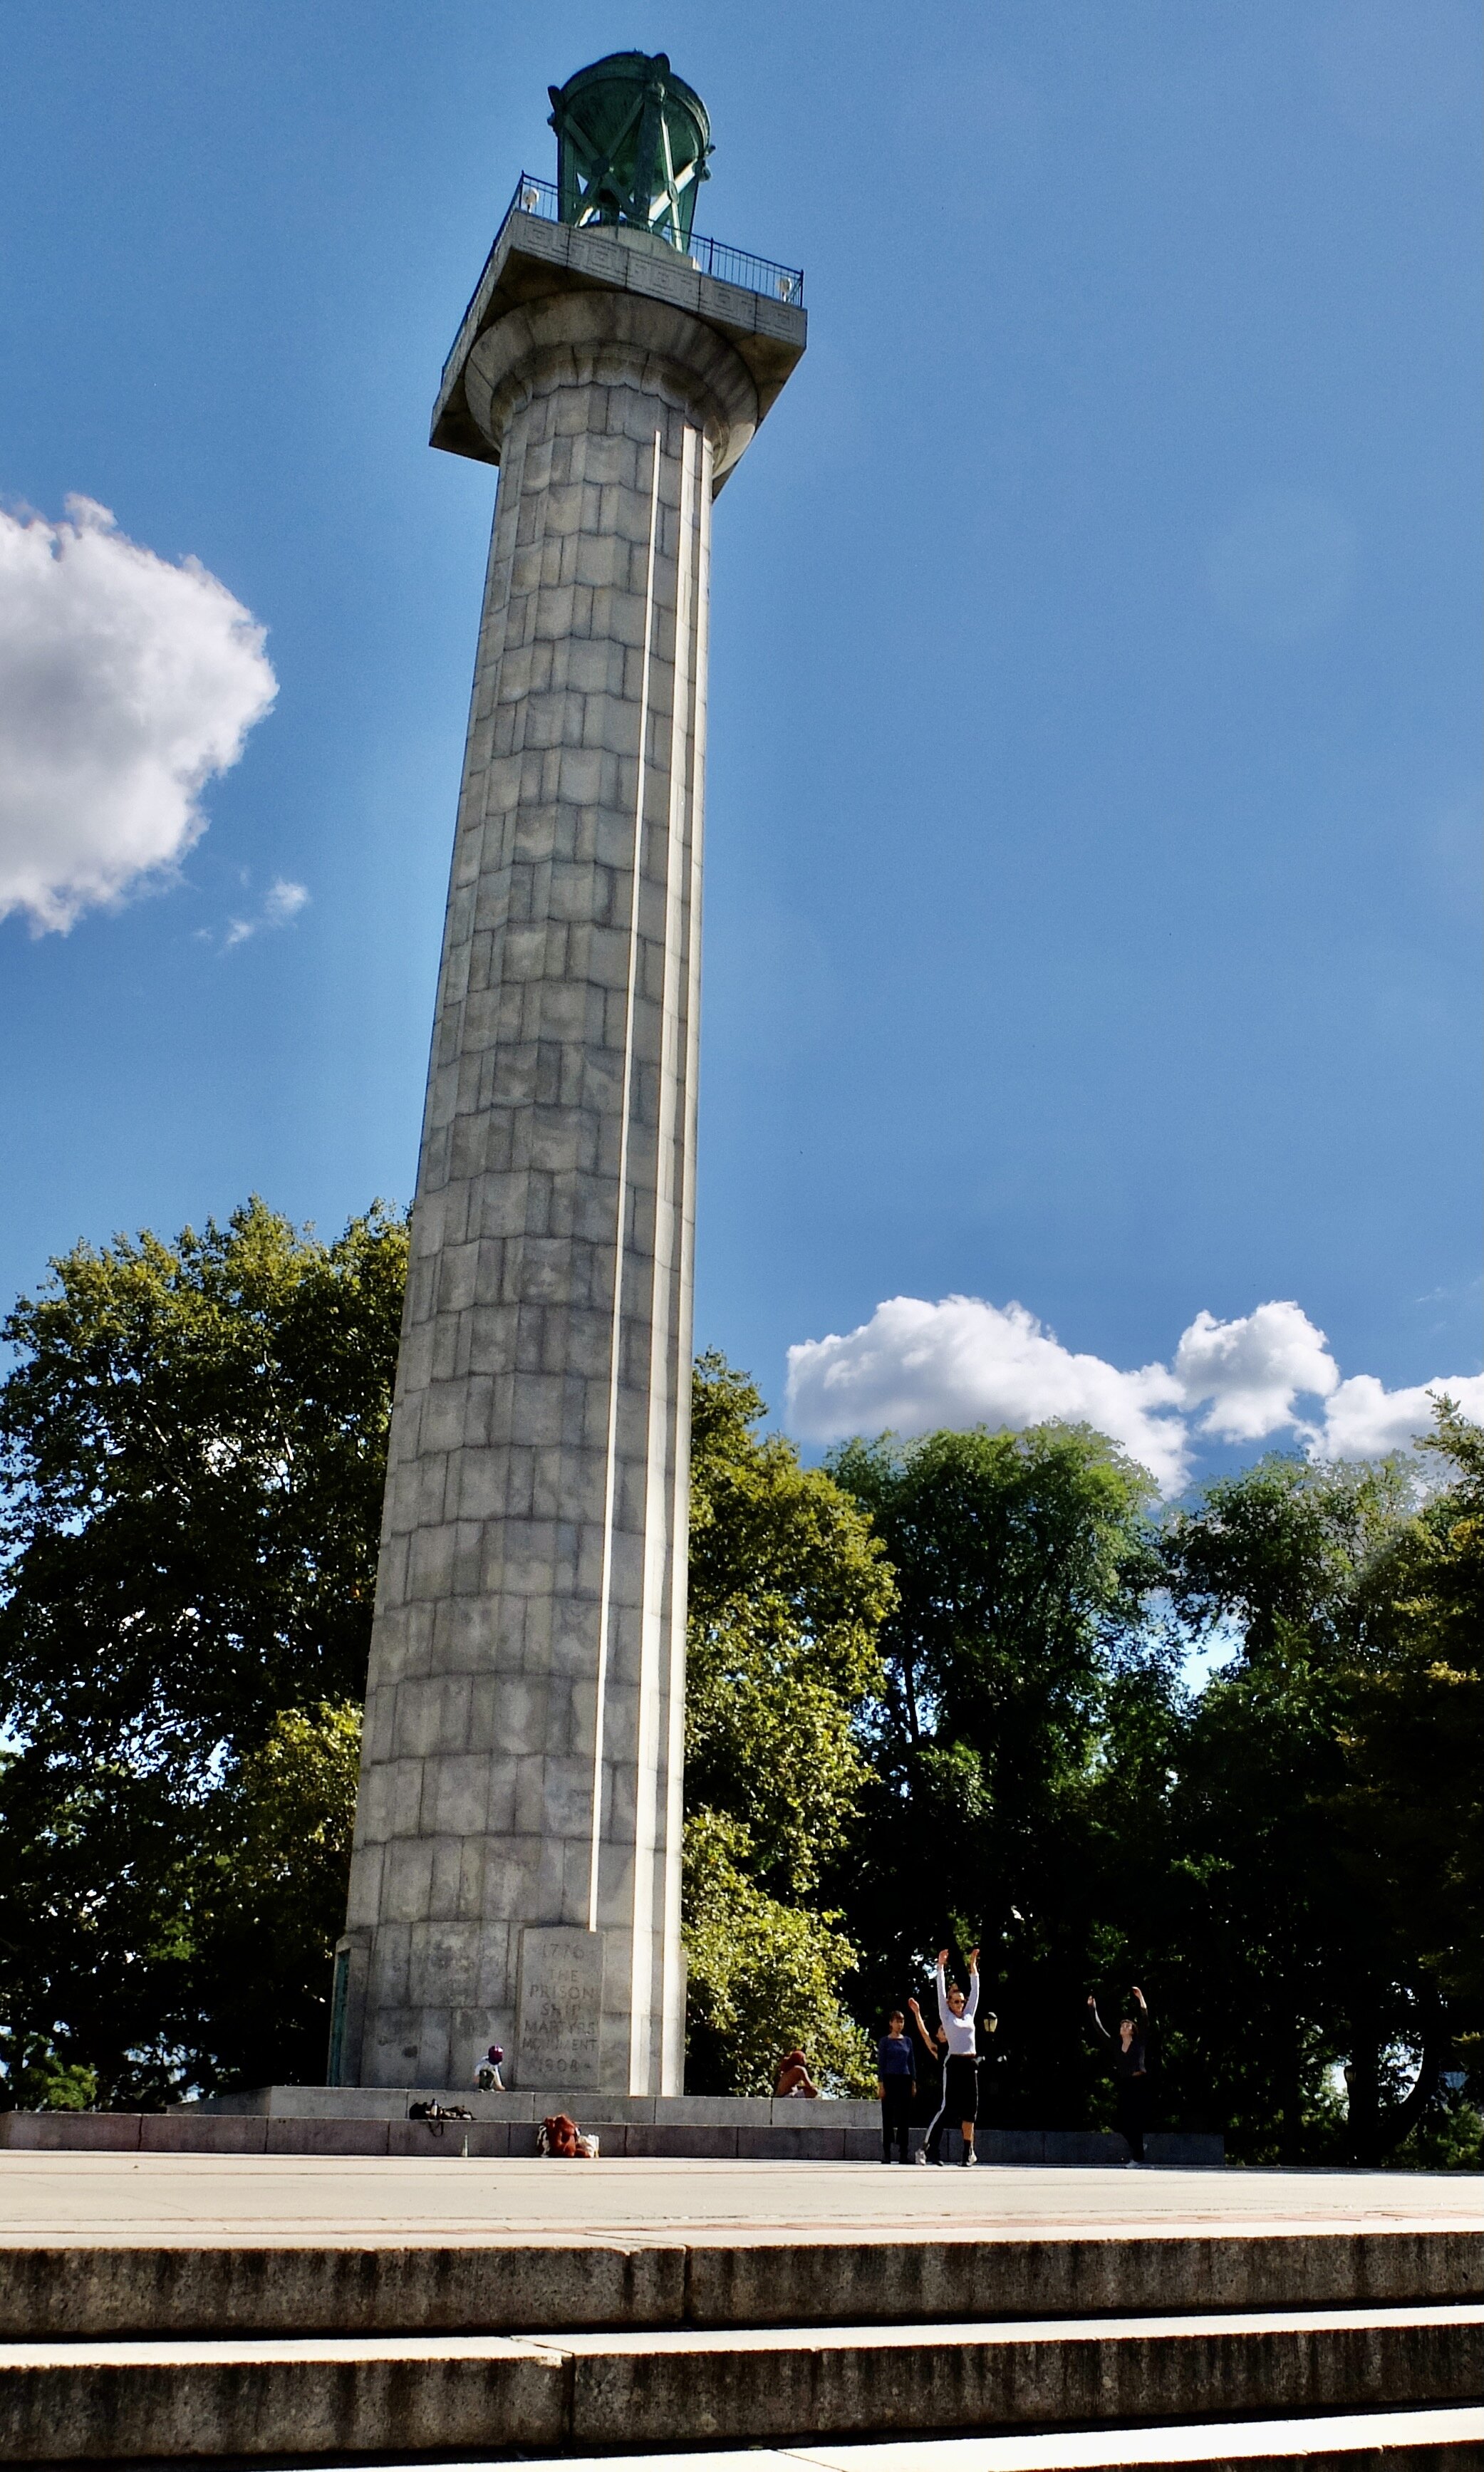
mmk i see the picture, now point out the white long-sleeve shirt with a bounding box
[935,1961,979,2057]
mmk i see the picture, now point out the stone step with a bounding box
[0,2109,1223,2166]
[4,2305,1483,2463]
[3,2226,1481,2340]
[395,2404,1484,2468]
[189,2085,881,2124]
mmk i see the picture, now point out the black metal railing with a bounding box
[508,172,804,303]
[446,173,804,376]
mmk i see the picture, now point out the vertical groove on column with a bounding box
[661,434,714,2089]
[587,429,665,1939]
[628,417,702,2089]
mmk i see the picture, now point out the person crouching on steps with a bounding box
[922,1946,982,2166]
[876,2010,915,2162]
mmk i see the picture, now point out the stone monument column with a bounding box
[333,56,805,2096]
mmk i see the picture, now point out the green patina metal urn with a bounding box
[547,51,711,249]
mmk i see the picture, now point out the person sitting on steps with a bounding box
[774,2048,820,2098]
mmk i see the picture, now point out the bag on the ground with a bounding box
[537,2111,598,2158]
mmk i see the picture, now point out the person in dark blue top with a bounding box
[876,2010,917,2163]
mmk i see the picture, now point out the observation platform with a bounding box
[429,171,806,479]
[0,2153,1480,2463]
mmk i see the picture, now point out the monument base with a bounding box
[2,2087,1224,2166]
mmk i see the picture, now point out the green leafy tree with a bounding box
[1334,1404,1484,2148]
[1368,1403,1484,2020]
[831,1423,1162,2126]
[683,1812,873,2094]
[0,2013,97,2113]
[683,1356,893,2092]
[182,1700,365,2090]
[1153,1449,1442,2163]
[0,1200,406,2103]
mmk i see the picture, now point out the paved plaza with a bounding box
[4,2151,1481,2242]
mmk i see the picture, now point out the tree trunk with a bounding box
[1345,2005,1381,2167]
[1277,1971,1307,2163]
[901,1650,920,1749]
[1375,1993,1446,2159]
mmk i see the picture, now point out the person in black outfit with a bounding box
[876,2010,916,2162]
[1087,1985,1153,2165]
[905,1992,946,2161]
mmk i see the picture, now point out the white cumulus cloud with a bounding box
[1173,1301,1338,1440]
[786,1295,1190,1490]
[785,1292,1482,1490]
[0,495,277,933]
[1318,1372,1484,1460]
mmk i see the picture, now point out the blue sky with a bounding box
[1,1,1478,1487]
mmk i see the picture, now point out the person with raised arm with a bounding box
[905,1989,945,2156]
[918,1946,982,2166]
[1087,1984,1153,2166]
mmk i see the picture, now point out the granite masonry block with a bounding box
[140,2112,266,2155]
[265,2118,393,2158]
[381,1839,436,1926]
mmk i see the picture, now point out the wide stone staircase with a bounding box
[1,2204,1483,2464]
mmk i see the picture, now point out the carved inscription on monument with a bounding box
[516,1927,604,2088]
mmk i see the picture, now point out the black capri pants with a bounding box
[925,2052,979,2156]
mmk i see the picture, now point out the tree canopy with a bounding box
[0,1199,405,2104]
[829,1422,1165,2127]
[1,1192,1478,2161]
[682,1354,893,2092]
[821,1418,1482,2166]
